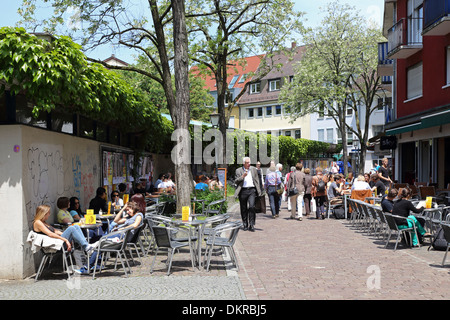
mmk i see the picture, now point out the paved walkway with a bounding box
[233,200,450,300]
[0,198,449,300]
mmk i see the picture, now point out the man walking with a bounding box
[235,157,262,232]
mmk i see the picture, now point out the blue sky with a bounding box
[1,0,385,64]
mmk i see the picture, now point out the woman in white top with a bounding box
[351,175,372,190]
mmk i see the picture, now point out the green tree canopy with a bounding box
[0,26,168,153]
[279,1,386,174]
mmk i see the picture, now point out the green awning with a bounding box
[386,109,450,136]
[420,109,450,129]
[386,122,422,135]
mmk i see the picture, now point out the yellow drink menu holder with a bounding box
[85,209,96,225]
[425,197,432,209]
[182,206,190,222]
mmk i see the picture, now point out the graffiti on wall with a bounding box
[25,144,98,225]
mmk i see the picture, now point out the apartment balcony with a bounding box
[423,0,450,36]
[387,18,423,59]
[377,42,393,77]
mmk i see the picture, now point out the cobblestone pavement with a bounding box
[233,199,450,300]
[1,199,449,301]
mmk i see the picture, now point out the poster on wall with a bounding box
[103,151,109,186]
[101,149,153,194]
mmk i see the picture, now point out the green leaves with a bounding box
[0,27,168,152]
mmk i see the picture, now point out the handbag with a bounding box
[288,187,298,197]
[287,172,298,197]
[276,182,284,195]
[311,198,316,212]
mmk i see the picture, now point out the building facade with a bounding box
[382,0,450,187]
[190,55,263,129]
[237,45,311,139]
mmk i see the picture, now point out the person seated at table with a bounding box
[346,172,355,185]
[154,173,164,190]
[209,175,223,191]
[111,190,123,208]
[166,172,176,190]
[75,201,143,274]
[370,174,386,197]
[69,196,103,241]
[158,175,173,193]
[33,205,97,254]
[328,174,344,205]
[392,188,431,247]
[68,197,83,221]
[133,181,149,197]
[194,176,209,191]
[118,183,127,199]
[130,193,146,214]
[381,188,398,213]
[351,175,372,191]
[109,193,145,232]
[89,187,108,215]
[111,201,143,232]
[56,197,74,224]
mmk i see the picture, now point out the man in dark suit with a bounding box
[234,157,262,232]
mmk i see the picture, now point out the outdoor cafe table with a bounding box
[169,216,208,270]
[342,190,351,219]
[365,196,382,204]
[414,207,442,234]
[96,213,117,232]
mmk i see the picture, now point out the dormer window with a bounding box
[250,82,261,94]
[269,79,281,91]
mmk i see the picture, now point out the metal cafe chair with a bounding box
[204,221,243,272]
[384,214,419,251]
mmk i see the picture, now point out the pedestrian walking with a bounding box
[234,157,262,232]
[265,162,282,219]
[303,168,313,217]
[288,163,307,221]
[312,167,328,219]
[285,166,295,212]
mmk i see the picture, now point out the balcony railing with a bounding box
[424,0,450,30]
[387,18,423,58]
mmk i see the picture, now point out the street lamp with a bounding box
[209,112,220,128]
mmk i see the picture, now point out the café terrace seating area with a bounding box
[27,181,450,281]
[342,185,450,263]
[27,196,237,281]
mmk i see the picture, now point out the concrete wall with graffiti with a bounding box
[0,125,102,279]
[22,126,100,225]
[0,124,171,279]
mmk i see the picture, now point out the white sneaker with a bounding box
[85,243,97,254]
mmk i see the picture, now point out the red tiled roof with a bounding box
[190,54,264,91]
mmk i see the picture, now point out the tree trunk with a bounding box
[215,55,228,169]
[172,0,193,212]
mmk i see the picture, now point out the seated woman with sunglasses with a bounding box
[111,191,124,209]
